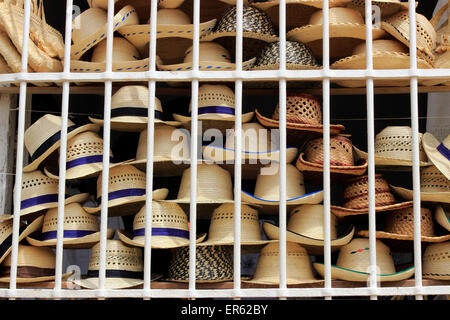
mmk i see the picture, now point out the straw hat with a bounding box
[295,135,368,182]
[358,206,450,242]
[0,215,43,264]
[166,245,234,283]
[0,244,73,283]
[22,114,100,173]
[156,41,256,71]
[391,165,450,204]
[71,36,150,73]
[422,132,450,181]
[286,7,386,58]
[430,2,450,54]
[25,203,115,249]
[435,204,450,232]
[422,241,450,280]
[262,204,355,256]
[73,240,161,289]
[89,85,180,132]
[243,241,322,285]
[331,39,432,88]
[330,174,413,218]
[251,40,321,71]
[2,170,89,221]
[241,163,324,215]
[129,125,191,176]
[313,238,415,282]
[347,0,410,18]
[117,201,207,248]
[381,11,437,66]
[71,6,139,60]
[82,164,169,216]
[89,0,186,10]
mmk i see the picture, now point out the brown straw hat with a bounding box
[422,132,450,181]
[0,244,73,283]
[313,238,415,282]
[330,174,414,218]
[25,202,115,249]
[117,201,206,248]
[243,241,322,285]
[347,0,411,18]
[89,85,181,132]
[295,135,368,183]
[166,245,234,283]
[422,241,450,280]
[129,125,191,176]
[435,204,450,232]
[82,164,169,216]
[262,204,355,256]
[22,114,100,173]
[286,7,386,58]
[72,239,162,289]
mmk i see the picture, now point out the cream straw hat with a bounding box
[422,241,450,280]
[435,204,450,232]
[422,133,450,181]
[347,0,411,18]
[313,238,415,282]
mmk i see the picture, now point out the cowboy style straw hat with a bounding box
[391,165,450,204]
[313,238,415,282]
[73,240,161,289]
[117,201,206,248]
[166,245,234,283]
[241,163,324,215]
[295,135,368,183]
[129,125,191,176]
[422,133,450,181]
[89,85,181,132]
[422,241,450,280]
[330,174,413,218]
[22,114,100,173]
[347,0,411,18]
[0,244,73,283]
[286,7,386,59]
[435,204,450,232]
[82,164,169,216]
[262,204,355,256]
[358,206,450,243]
[25,203,115,249]
[243,241,322,285]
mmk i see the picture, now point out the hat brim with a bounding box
[71,58,150,73]
[202,145,298,164]
[117,229,207,249]
[252,63,322,71]
[173,112,255,134]
[435,204,450,232]
[201,30,279,43]
[390,185,450,204]
[251,0,352,10]
[357,230,450,243]
[242,277,323,286]
[72,273,162,289]
[129,157,192,177]
[156,57,257,71]
[313,263,415,282]
[0,270,73,284]
[88,116,181,132]
[25,228,116,249]
[330,200,414,218]
[422,133,450,181]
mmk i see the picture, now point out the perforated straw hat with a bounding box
[0,244,73,283]
[82,164,169,216]
[117,201,206,248]
[391,165,450,204]
[25,203,115,249]
[435,204,450,232]
[422,241,450,280]
[243,241,322,285]
[262,204,355,256]
[287,7,386,58]
[166,245,234,283]
[22,114,100,173]
[347,0,410,18]
[422,133,450,181]
[313,238,415,282]
[129,125,191,176]
[73,240,161,289]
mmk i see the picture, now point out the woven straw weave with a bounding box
[304,135,354,166]
[420,165,450,193]
[384,207,435,237]
[343,174,396,209]
[272,93,322,125]
[423,242,450,279]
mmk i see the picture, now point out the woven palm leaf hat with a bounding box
[201,6,279,62]
[422,241,450,280]
[241,162,324,215]
[262,204,355,256]
[434,204,450,232]
[347,0,411,18]
[117,201,207,248]
[22,114,100,173]
[129,124,191,176]
[0,244,73,283]
[89,85,181,132]
[330,173,413,218]
[73,240,162,289]
[287,7,386,59]
[82,164,169,217]
[243,241,323,285]
[25,202,115,249]
[313,238,415,282]
[422,132,450,181]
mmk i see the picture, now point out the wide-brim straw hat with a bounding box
[422,132,450,181]
[422,241,450,280]
[435,204,450,232]
[23,114,100,173]
[347,0,411,18]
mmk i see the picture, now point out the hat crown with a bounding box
[97,164,146,194]
[192,84,235,110]
[310,7,364,25]
[273,93,322,125]
[72,8,107,44]
[225,122,275,152]
[420,165,450,193]
[91,37,141,63]
[42,202,99,234]
[158,0,186,9]
[423,242,450,277]
[352,39,409,55]
[255,41,319,68]
[133,201,188,232]
[66,131,112,162]
[288,204,338,240]
[343,174,396,209]
[184,42,231,63]
[2,245,56,269]
[215,6,276,35]
[111,85,162,111]
[155,8,191,25]
[19,170,59,200]
[304,135,354,166]
[89,240,143,272]
[0,220,14,244]
[384,207,434,237]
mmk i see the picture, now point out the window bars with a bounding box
[0,0,448,300]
